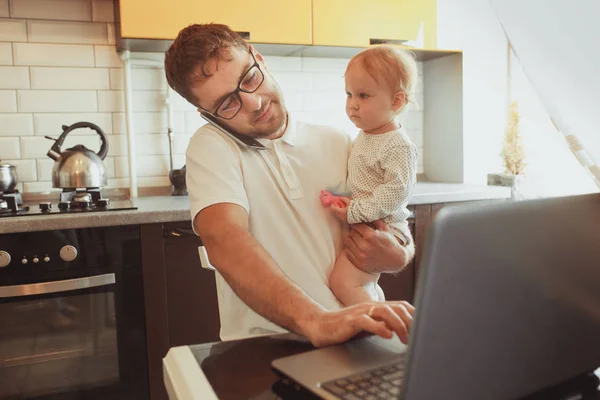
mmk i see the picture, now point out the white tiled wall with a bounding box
[0,0,424,194]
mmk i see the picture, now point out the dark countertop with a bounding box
[0,183,511,235]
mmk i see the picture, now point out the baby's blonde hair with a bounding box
[346,45,418,114]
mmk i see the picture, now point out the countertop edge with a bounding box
[0,184,512,235]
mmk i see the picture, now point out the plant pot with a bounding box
[487,173,528,200]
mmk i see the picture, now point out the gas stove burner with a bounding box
[60,188,102,204]
[71,193,92,209]
[0,191,29,214]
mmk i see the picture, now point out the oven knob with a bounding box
[44,255,50,262]
[21,257,28,264]
[33,256,39,263]
[97,198,110,208]
[58,201,71,211]
[39,202,52,212]
[59,245,78,262]
[0,251,10,268]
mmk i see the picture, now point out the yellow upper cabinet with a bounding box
[312,0,437,49]
[118,0,312,45]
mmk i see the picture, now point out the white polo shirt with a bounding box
[186,116,353,341]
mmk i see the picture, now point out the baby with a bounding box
[323,45,419,306]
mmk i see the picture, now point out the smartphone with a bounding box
[200,112,266,150]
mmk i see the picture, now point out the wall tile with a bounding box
[0,66,30,89]
[18,90,97,112]
[7,158,36,181]
[110,68,166,91]
[92,0,114,22]
[270,72,313,92]
[301,91,346,111]
[103,155,115,178]
[27,20,107,45]
[0,90,17,112]
[0,43,11,65]
[312,72,345,92]
[107,23,115,45]
[36,158,54,181]
[283,92,303,111]
[115,155,169,177]
[102,91,164,113]
[106,134,128,156]
[34,113,112,135]
[112,112,170,135]
[23,181,55,193]
[0,0,8,18]
[31,67,109,90]
[263,55,302,71]
[94,45,121,67]
[105,177,129,188]
[138,176,170,187]
[184,111,206,133]
[135,134,169,155]
[0,113,33,136]
[0,137,20,158]
[21,134,100,158]
[14,43,94,67]
[302,57,348,72]
[97,90,123,112]
[173,134,192,155]
[0,19,27,42]
[10,0,92,21]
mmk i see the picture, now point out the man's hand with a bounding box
[303,301,415,347]
[329,196,351,222]
[345,220,414,274]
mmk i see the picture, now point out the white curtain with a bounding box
[489,0,600,188]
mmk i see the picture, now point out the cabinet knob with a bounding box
[0,251,10,268]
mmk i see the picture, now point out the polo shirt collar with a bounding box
[256,113,296,147]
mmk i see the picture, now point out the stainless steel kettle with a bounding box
[0,159,18,193]
[46,122,109,189]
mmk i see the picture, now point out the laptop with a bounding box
[272,193,600,399]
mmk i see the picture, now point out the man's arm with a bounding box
[196,202,415,347]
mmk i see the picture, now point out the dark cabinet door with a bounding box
[163,222,221,347]
[378,219,416,302]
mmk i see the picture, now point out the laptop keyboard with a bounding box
[320,360,405,400]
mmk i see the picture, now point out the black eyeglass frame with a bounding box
[199,49,265,120]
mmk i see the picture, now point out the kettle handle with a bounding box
[47,122,109,161]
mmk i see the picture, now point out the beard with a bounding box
[248,100,287,139]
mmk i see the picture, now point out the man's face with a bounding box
[191,46,287,139]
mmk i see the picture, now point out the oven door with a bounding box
[0,268,148,400]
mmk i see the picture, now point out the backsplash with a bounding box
[0,0,424,194]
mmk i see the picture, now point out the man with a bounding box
[164,23,416,347]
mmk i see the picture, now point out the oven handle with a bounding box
[0,273,115,299]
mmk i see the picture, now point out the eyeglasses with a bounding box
[200,49,265,120]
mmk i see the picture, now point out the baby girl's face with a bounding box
[344,63,397,133]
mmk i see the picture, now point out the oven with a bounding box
[0,225,148,400]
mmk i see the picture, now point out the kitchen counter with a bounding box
[0,183,510,235]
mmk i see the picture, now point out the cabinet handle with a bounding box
[163,227,196,237]
[237,31,250,40]
[370,38,408,45]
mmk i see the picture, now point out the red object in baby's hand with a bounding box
[320,190,347,209]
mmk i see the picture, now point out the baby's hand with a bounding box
[330,196,351,222]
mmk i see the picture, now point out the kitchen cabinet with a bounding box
[140,222,220,400]
[117,0,312,45]
[312,0,438,49]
